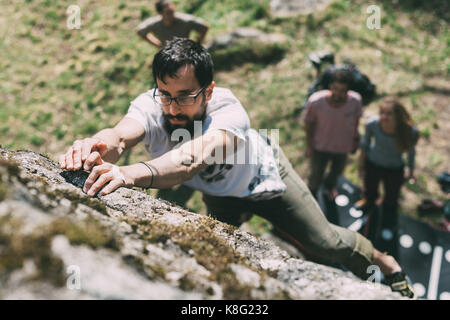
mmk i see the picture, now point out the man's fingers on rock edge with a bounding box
[87,171,113,196]
[83,151,102,171]
[59,154,66,168]
[65,147,74,170]
[84,164,111,193]
[101,179,123,195]
[81,140,93,162]
[72,141,83,170]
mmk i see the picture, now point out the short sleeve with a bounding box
[136,16,159,37]
[188,16,208,33]
[302,99,317,123]
[350,91,363,118]
[125,103,150,136]
[360,117,376,152]
[177,13,208,34]
[356,102,363,119]
[124,92,161,145]
[407,126,419,170]
[204,89,250,141]
[207,104,250,142]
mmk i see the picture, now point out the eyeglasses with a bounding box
[152,86,207,106]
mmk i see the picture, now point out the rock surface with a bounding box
[0,148,404,299]
[207,28,287,52]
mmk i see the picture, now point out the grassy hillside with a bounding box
[1,0,448,227]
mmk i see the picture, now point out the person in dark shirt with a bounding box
[137,0,209,48]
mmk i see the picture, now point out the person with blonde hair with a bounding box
[356,96,419,233]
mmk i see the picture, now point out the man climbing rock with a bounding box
[59,38,414,298]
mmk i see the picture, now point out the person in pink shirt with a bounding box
[303,69,362,200]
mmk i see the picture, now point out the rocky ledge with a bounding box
[0,148,403,299]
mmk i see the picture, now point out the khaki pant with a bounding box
[203,147,375,279]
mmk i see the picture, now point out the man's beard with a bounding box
[163,102,207,139]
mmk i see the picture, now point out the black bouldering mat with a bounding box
[317,176,450,300]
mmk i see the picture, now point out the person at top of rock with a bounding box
[136,0,209,49]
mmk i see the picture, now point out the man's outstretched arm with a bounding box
[83,129,239,196]
[59,117,145,171]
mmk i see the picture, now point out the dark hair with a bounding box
[155,0,171,14]
[152,37,214,87]
[381,96,418,152]
[329,69,353,87]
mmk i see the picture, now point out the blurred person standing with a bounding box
[356,96,419,233]
[302,69,363,200]
[136,0,209,49]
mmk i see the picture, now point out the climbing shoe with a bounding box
[354,198,375,212]
[384,272,416,299]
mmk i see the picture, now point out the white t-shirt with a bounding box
[125,87,286,200]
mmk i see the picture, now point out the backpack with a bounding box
[438,172,450,194]
[308,64,377,106]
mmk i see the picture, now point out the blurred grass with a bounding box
[1,0,448,226]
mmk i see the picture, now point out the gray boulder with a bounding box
[270,0,334,17]
[207,28,288,70]
[0,148,404,299]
